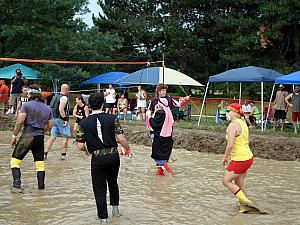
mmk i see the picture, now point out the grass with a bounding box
[121,116,299,138]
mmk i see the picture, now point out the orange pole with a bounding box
[0,57,148,65]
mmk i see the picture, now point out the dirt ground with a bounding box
[1,115,299,161]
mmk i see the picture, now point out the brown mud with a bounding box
[1,115,299,161]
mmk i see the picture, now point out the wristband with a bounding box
[12,134,16,139]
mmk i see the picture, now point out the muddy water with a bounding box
[0,141,299,225]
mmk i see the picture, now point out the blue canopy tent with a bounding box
[198,66,284,130]
[0,63,40,80]
[81,72,129,91]
[275,71,300,84]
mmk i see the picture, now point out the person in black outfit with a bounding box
[7,69,28,114]
[76,92,132,224]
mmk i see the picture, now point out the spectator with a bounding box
[285,86,300,133]
[7,69,28,114]
[104,84,116,114]
[249,101,261,126]
[241,99,252,127]
[15,85,29,117]
[273,84,288,130]
[117,93,128,121]
[217,100,227,120]
[0,80,9,114]
[135,86,147,121]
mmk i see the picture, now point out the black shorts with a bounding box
[12,133,45,161]
[274,110,286,120]
[105,103,115,109]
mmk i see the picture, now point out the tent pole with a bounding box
[198,82,209,126]
[261,82,264,131]
[162,54,165,83]
[97,83,101,93]
[265,83,275,130]
[239,82,242,104]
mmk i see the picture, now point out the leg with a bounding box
[32,136,46,189]
[45,136,56,154]
[123,109,127,121]
[10,134,32,190]
[281,119,285,130]
[140,107,145,121]
[234,172,247,194]
[91,156,109,219]
[107,154,120,215]
[73,123,78,139]
[61,137,68,154]
[222,170,251,203]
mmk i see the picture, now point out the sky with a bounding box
[81,0,102,27]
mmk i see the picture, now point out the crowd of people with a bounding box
[2,69,297,223]
[217,84,300,132]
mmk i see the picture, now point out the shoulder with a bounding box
[60,95,68,102]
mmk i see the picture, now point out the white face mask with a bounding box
[226,113,231,121]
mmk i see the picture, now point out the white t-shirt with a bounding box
[105,89,116,103]
[242,104,252,113]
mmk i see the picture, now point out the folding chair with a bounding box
[263,107,274,128]
[216,109,227,125]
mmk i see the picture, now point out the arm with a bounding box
[84,105,90,117]
[15,101,21,117]
[285,93,293,107]
[116,133,132,157]
[59,100,67,119]
[11,112,26,146]
[22,77,28,84]
[44,119,53,132]
[114,118,132,156]
[72,105,78,117]
[222,122,241,166]
[11,76,17,84]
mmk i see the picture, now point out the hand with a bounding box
[126,149,133,158]
[288,103,293,108]
[11,137,17,148]
[184,95,191,101]
[78,115,83,119]
[63,121,68,127]
[221,156,228,167]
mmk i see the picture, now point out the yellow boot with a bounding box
[235,190,252,204]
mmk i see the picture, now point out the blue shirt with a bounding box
[20,100,53,136]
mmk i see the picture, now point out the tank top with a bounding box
[226,118,253,161]
[292,94,300,112]
[76,104,87,123]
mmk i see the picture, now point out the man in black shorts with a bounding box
[273,84,288,130]
[76,92,132,224]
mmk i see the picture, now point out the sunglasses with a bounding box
[226,110,231,113]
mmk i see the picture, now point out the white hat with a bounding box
[279,84,284,88]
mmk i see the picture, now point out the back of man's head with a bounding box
[89,93,104,110]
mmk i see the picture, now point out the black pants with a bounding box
[91,152,120,219]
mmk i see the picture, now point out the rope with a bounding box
[0,57,148,65]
